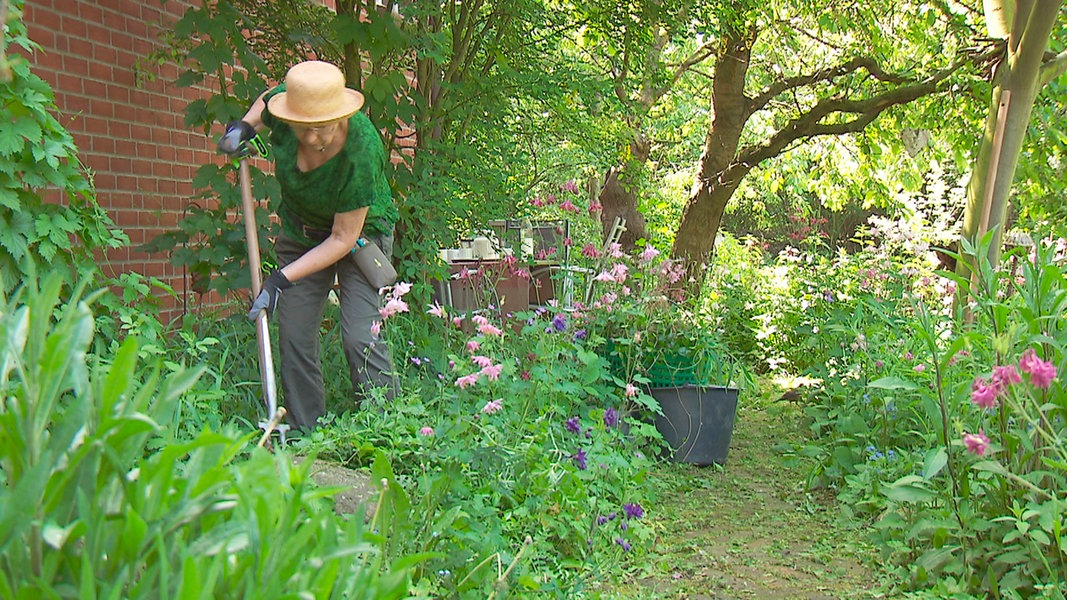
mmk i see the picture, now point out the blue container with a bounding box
[649,385,739,466]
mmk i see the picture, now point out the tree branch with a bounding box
[1039,49,1067,87]
[735,45,1003,170]
[645,41,716,104]
[740,78,945,168]
[747,57,909,116]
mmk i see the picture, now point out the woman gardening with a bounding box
[218,60,400,432]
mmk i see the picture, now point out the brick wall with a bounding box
[21,0,240,324]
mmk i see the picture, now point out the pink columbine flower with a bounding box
[561,179,580,194]
[370,320,382,337]
[482,399,503,414]
[472,315,489,326]
[559,199,579,213]
[991,364,1021,389]
[472,355,493,368]
[479,323,504,337]
[607,243,624,258]
[419,426,435,436]
[379,297,409,319]
[452,316,465,329]
[625,383,638,397]
[640,246,660,263]
[962,430,990,456]
[1019,348,1057,389]
[531,196,545,208]
[581,243,600,258]
[481,363,503,381]
[427,302,446,318]
[466,340,481,352]
[913,364,926,373]
[588,201,602,215]
[971,377,998,409]
[392,281,412,297]
[455,373,480,389]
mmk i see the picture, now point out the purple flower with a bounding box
[603,407,618,428]
[623,502,643,520]
[596,515,608,526]
[572,449,587,470]
[573,329,587,341]
[615,538,631,552]
[551,313,567,332]
[565,416,581,434]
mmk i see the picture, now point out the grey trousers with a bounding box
[274,233,399,430]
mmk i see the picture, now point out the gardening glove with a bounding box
[248,270,292,321]
[218,119,257,155]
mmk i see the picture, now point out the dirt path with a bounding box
[603,397,878,599]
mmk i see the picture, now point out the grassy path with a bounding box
[602,393,879,599]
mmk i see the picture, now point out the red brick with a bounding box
[83,78,106,98]
[110,121,132,140]
[34,48,64,71]
[67,37,93,59]
[30,27,56,48]
[92,136,116,155]
[93,172,118,190]
[89,98,116,118]
[79,3,105,24]
[102,10,126,33]
[82,116,108,136]
[65,93,91,115]
[30,5,62,31]
[150,162,172,178]
[94,42,119,65]
[57,73,83,94]
[114,209,138,227]
[106,84,130,105]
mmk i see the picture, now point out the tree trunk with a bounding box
[672,33,753,295]
[958,0,1065,275]
[598,166,648,251]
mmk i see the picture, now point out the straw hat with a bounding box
[267,61,365,125]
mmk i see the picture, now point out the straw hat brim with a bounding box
[268,88,365,126]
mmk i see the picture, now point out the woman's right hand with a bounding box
[218,120,257,155]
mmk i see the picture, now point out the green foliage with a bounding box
[281,277,664,595]
[0,2,127,293]
[140,0,603,299]
[773,230,1067,596]
[0,271,425,598]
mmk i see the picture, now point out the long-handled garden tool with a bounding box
[222,131,289,444]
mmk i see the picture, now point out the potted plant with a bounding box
[580,246,749,465]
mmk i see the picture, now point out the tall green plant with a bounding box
[0,272,426,598]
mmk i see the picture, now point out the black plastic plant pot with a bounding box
[649,385,739,466]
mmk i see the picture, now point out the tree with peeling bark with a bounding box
[664,2,1007,296]
[956,0,1067,275]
